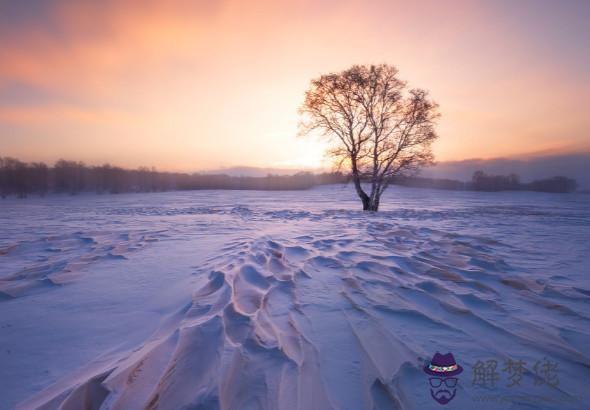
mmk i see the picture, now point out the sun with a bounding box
[272,138,329,170]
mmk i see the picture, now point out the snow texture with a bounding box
[1,185,589,409]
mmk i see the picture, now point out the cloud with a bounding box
[424,152,590,189]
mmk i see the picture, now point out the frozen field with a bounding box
[0,185,589,409]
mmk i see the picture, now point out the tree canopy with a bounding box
[300,64,439,210]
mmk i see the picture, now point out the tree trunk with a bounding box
[351,159,371,211]
[362,196,370,211]
[365,182,382,211]
[356,181,370,210]
[367,195,380,211]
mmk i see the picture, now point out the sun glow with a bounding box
[271,137,329,170]
[0,0,589,171]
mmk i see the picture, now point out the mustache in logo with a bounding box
[431,388,456,405]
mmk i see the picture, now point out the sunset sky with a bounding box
[1,0,589,172]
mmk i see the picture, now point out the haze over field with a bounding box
[207,152,590,190]
[424,152,590,190]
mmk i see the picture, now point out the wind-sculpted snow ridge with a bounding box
[19,219,590,410]
[105,205,254,218]
[0,230,164,299]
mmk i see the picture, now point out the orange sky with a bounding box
[0,0,589,171]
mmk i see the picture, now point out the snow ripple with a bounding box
[20,221,590,409]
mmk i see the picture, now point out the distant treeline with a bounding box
[0,157,347,198]
[0,157,578,198]
[393,171,577,193]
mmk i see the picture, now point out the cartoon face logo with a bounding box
[424,352,463,405]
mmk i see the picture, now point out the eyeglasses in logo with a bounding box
[424,352,463,405]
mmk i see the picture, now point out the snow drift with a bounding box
[0,186,589,409]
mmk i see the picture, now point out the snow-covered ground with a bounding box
[0,185,589,410]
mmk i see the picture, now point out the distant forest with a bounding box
[0,157,347,198]
[0,157,578,198]
[393,171,577,193]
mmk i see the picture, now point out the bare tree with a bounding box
[299,64,439,211]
